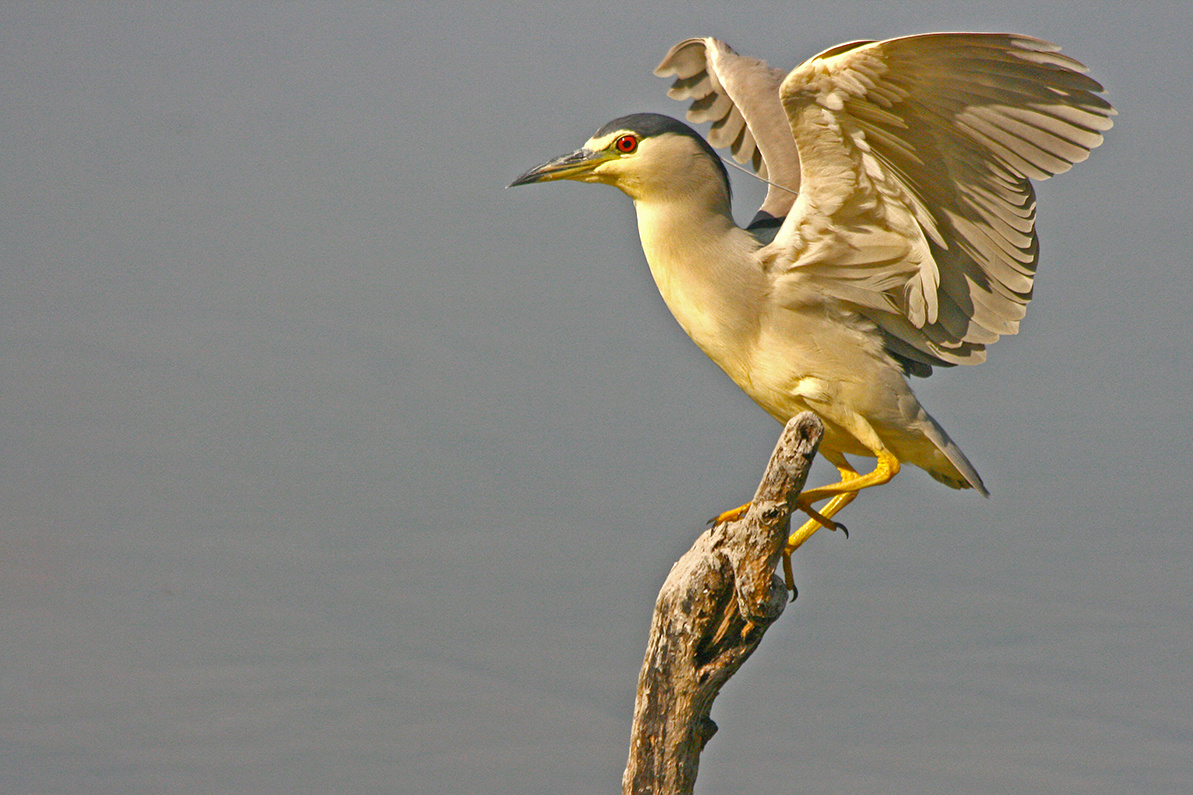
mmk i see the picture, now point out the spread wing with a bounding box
[656,37,801,220]
[765,33,1114,374]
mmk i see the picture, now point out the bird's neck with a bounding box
[632,195,764,379]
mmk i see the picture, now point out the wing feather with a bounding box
[764,32,1113,371]
[656,38,801,218]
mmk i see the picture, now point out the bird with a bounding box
[509,32,1113,583]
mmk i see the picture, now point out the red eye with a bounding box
[615,134,638,154]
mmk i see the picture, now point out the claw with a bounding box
[798,501,842,532]
[781,552,798,600]
[708,501,750,525]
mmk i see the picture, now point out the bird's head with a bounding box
[509,113,731,206]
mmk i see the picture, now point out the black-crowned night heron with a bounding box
[510,33,1113,584]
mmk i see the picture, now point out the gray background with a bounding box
[2,2,1190,793]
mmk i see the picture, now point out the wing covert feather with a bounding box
[763,32,1113,371]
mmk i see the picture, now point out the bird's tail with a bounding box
[900,410,989,496]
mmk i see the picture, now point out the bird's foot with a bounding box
[796,500,846,536]
[780,509,850,598]
[709,500,845,534]
[708,502,750,525]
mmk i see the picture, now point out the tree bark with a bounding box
[622,412,823,795]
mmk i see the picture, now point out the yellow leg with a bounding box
[710,447,896,532]
[786,451,862,551]
[782,486,860,598]
[787,482,858,553]
[780,449,901,593]
[796,448,901,508]
[710,499,842,531]
[708,434,902,595]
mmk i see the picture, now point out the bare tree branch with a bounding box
[622,413,823,795]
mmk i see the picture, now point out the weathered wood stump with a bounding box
[622,412,823,795]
